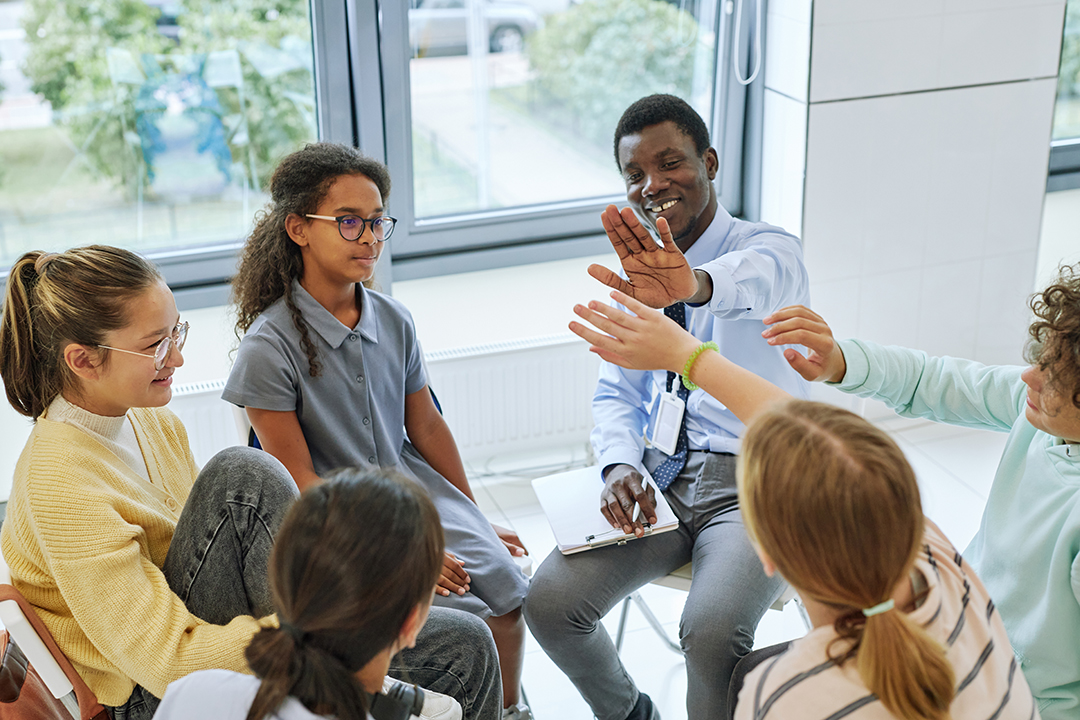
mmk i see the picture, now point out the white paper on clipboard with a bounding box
[531,466,679,555]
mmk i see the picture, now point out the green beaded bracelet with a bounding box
[682,341,719,391]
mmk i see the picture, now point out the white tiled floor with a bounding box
[467,416,1008,720]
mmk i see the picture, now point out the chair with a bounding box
[613,564,808,654]
[0,558,106,720]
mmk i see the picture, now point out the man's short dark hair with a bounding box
[613,94,711,171]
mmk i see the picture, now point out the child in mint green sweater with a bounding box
[761,265,1080,720]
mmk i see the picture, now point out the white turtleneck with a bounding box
[46,395,152,484]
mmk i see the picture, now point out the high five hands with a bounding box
[588,206,709,308]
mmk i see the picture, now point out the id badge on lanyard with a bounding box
[649,385,685,455]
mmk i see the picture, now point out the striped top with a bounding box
[735,521,1039,720]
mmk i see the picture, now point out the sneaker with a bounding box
[381,677,463,720]
[501,702,533,720]
[625,692,660,720]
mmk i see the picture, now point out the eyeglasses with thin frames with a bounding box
[97,321,189,371]
[305,214,397,242]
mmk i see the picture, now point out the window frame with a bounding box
[372,0,750,277]
[0,0,758,302]
[1048,139,1080,192]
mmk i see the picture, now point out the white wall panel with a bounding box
[761,90,808,234]
[765,3,812,102]
[801,80,1054,360]
[810,1,1064,102]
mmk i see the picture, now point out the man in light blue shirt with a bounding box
[523,95,811,720]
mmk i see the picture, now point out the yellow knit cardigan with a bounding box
[0,406,274,706]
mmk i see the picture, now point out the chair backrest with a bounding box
[0,628,75,720]
[0,556,105,720]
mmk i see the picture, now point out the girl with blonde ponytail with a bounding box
[155,468,444,720]
[568,289,1038,720]
[0,246,299,720]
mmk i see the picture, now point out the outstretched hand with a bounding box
[762,305,847,383]
[568,290,699,374]
[587,206,700,309]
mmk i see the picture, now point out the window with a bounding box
[0,0,750,296]
[1050,0,1080,190]
[0,0,318,294]
[377,0,747,273]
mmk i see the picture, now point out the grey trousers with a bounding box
[523,451,784,720]
[107,447,503,720]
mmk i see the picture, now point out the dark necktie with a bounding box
[652,302,690,490]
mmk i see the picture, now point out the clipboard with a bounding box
[531,466,679,555]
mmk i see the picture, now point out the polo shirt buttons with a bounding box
[348,334,358,341]
[363,417,370,425]
[356,374,364,383]
[368,456,376,464]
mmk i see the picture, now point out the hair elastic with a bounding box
[861,599,895,617]
[281,622,306,644]
[682,341,719,391]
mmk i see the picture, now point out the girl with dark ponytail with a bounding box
[154,469,444,720]
[0,246,299,720]
[224,142,529,718]
[567,290,1038,720]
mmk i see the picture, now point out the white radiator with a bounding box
[167,379,245,467]
[425,333,600,463]
[169,333,601,467]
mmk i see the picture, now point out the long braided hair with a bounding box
[232,143,391,377]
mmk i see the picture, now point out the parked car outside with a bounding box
[409,0,543,57]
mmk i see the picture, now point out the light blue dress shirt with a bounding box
[591,205,812,472]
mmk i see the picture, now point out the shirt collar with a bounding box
[291,280,379,349]
[681,203,734,268]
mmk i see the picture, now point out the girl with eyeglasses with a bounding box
[0,245,299,720]
[225,142,530,720]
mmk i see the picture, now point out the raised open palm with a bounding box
[588,205,698,309]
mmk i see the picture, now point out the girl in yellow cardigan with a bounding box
[0,247,499,720]
[0,246,298,719]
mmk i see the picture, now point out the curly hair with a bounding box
[1025,263,1080,410]
[613,94,711,171]
[232,143,391,377]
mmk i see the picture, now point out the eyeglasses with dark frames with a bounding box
[305,214,397,242]
[98,321,189,371]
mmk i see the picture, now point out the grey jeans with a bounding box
[106,447,298,720]
[107,447,503,720]
[523,451,785,720]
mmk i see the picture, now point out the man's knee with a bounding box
[678,604,756,662]
[523,561,585,636]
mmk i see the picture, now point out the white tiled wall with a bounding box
[810,1,1064,102]
[764,0,812,103]
[801,79,1054,364]
[759,0,812,233]
[762,0,1064,366]
[760,90,808,234]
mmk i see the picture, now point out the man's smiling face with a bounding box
[618,120,719,252]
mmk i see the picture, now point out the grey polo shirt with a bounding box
[222,281,427,475]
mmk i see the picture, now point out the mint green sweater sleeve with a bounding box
[833,338,1080,720]
[833,338,1027,431]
